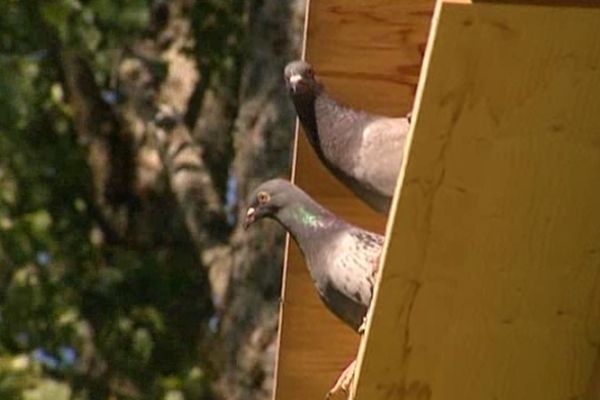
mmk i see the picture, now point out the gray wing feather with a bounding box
[354,117,409,196]
[309,226,384,331]
[328,229,383,308]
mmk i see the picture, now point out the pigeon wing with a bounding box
[321,228,384,329]
[353,116,409,197]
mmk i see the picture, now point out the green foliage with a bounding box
[24,379,72,400]
[190,0,245,71]
[0,1,223,399]
[0,354,70,400]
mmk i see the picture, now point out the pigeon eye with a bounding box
[257,191,270,204]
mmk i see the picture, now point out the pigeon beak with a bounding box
[289,74,302,92]
[243,207,257,230]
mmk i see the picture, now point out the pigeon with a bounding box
[243,178,383,330]
[243,179,384,398]
[284,60,411,214]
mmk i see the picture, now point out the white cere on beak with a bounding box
[289,74,302,85]
[246,207,256,217]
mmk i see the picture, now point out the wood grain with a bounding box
[353,1,600,399]
[272,1,434,399]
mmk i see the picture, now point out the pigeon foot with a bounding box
[357,316,367,335]
[325,359,356,399]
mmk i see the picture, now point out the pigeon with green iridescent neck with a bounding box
[243,179,384,399]
[243,178,383,332]
[284,60,411,214]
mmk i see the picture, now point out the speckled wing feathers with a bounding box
[316,227,384,331]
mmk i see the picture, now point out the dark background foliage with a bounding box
[0,0,304,398]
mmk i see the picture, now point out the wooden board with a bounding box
[352,1,600,399]
[272,1,434,399]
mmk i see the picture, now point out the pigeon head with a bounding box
[243,179,334,233]
[243,179,298,229]
[284,60,323,96]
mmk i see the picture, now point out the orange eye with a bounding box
[257,191,270,204]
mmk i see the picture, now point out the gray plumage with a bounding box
[244,179,383,331]
[284,60,410,214]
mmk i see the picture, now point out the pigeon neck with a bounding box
[311,93,367,173]
[314,93,367,138]
[292,90,322,150]
[276,197,340,244]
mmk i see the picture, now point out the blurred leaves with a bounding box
[0,354,71,400]
[23,380,72,400]
[0,0,225,399]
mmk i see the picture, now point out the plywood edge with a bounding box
[270,125,300,400]
[349,0,445,397]
[270,0,311,398]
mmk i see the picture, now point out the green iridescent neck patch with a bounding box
[293,206,324,229]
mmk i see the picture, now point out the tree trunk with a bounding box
[59,0,305,398]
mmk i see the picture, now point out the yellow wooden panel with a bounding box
[272,1,434,399]
[353,1,600,399]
